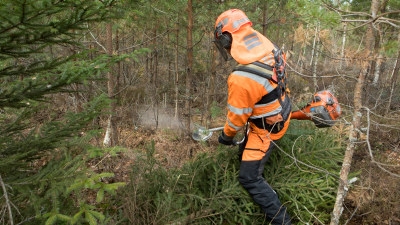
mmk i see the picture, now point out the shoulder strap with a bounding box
[232,62,281,104]
[232,62,278,83]
[232,45,288,105]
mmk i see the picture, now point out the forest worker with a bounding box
[213,8,297,224]
[214,9,341,225]
[214,8,292,224]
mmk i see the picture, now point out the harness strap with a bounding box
[232,59,285,105]
[250,95,291,133]
[252,61,275,72]
[256,87,280,104]
[233,62,276,82]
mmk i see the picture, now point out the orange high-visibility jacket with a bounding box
[223,60,291,140]
[217,11,291,141]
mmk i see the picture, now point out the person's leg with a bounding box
[238,143,291,225]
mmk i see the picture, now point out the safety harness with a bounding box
[232,47,292,133]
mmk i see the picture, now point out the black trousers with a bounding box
[238,143,291,225]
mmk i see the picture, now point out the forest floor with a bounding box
[95,102,400,225]
[341,148,400,225]
[102,123,400,225]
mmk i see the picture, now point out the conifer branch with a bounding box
[274,138,340,178]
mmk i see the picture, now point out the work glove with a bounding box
[218,131,235,146]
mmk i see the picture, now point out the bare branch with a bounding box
[88,29,107,53]
[376,18,400,28]
[286,62,357,81]
[363,107,400,177]
[0,175,14,225]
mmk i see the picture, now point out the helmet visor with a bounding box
[213,39,229,61]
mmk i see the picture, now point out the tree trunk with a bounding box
[206,40,217,127]
[385,32,400,115]
[330,1,380,224]
[372,52,383,86]
[310,24,317,67]
[152,28,159,129]
[339,22,347,69]
[115,29,121,105]
[185,0,193,133]
[311,23,320,91]
[174,22,180,118]
[103,22,118,147]
[262,3,268,36]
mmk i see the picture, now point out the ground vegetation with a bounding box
[1,0,399,224]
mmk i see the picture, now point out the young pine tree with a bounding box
[0,0,126,224]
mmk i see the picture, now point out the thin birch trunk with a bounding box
[339,22,347,69]
[152,29,159,129]
[312,41,319,91]
[330,66,367,225]
[385,33,400,115]
[206,40,217,127]
[330,1,380,223]
[185,0,193,133]
[311,23,320,91]
[372,52,383,86]
[174,22,179,118]
[309,24,318,67]
[103,22,118,147]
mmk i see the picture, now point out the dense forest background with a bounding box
[1,0,399,224]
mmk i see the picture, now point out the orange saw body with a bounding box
[291,90,341,128]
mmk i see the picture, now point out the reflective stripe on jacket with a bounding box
[223,64,286,137]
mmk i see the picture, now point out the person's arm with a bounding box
[290,108,312,120]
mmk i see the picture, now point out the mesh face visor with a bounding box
[213,39,229,61]
[213,24,231,61]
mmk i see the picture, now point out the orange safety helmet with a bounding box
[214,9,275,64]
[214,9,251,60]
[214,9,252,37]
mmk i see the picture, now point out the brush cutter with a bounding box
[192,124,247,145]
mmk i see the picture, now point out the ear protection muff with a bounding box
[214,24,232,49]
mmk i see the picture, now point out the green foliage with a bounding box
[272,120,346,224]
[3,114,127,224]
[348,0,372,12]
[383,40,400,57]
[119,141,261,225]
[0,0,131,224]
[10,140,127,225]
[11,144,124,224]
[118,120,345,224]
[0,95,108,175]
[287,0,340,27]
[67,172,126,203]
